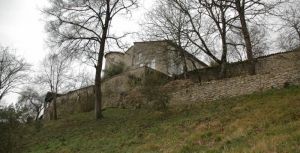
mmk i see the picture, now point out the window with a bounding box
[147,59,155,69]
[179,64,183,74]
[170,60,182,74]
[170,59,177,74]
[137,53,142,61]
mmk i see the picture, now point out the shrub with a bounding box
[0,105,27,153]
[140,70,170,112]
[103,61,128,79]
[284,81,290,88]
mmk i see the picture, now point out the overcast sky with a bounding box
[0,0,155,105]
[0,0,153,105]
[0,0,49,105]
[0,0,49,66]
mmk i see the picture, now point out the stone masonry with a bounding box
[43,49,300,120]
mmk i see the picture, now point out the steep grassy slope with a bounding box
[17,86,300,153]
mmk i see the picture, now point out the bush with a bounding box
[284,82,290,88]
[103,61,128,79]
[0,105,27,153]
[140,70,170,112]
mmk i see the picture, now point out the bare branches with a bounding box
[43,0,138,120]
[0,45,30,101]
[273,0,300,50]
[37,52,71,120]
[18,86,45,121]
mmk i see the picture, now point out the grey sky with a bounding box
[0,0,48,66]
[0,0,50,105]
[0,0,153,105]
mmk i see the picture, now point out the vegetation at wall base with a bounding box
[140,69,171,111]
[103,61,128,79]
[9,85,300,152]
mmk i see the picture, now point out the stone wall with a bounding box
[43,66,169,120]
[170,68,300,105]
[43,86,95,120]
[43,49,300,120]
[181,50,300,82]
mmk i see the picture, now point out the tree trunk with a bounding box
[43,102,47,116]
[190,59,202,83]
[35,105,40,121]
[219,55,227,79]
[180,49,189,79]
[94,72,102,120]
[235,0,255,75]
[53,93,57,120]
[94,0,111,120]
[35,111,39,121]
[94,48,104,120]
[219,4,228,79]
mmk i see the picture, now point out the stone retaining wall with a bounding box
[43,49,300,120]
[170,68,300,105]
[43,67,169,120]
[182,50,300,82]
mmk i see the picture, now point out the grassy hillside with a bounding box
[17,86,300,153]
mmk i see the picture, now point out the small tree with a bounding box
[38,53,70,120]
[0,104,27,153]
[0,44,30,101]
[18,86,45,121]
[43,0,138,120]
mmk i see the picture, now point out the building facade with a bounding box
[105,40,208,76]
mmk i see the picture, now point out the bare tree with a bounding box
[0,44,30,102]
[66,68,93,91]
[43,0,138,120]
[229,0,258,75]
[227,24,269,61]
[172,0,234,78]
[140,0,191,78]
[274,0,300,50]
[227,0,282,75]
[38,53,70,120]
[18,86,45,121]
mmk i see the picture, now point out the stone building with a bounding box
[105,40,208,76]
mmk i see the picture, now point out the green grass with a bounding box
[16,86,300,152]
